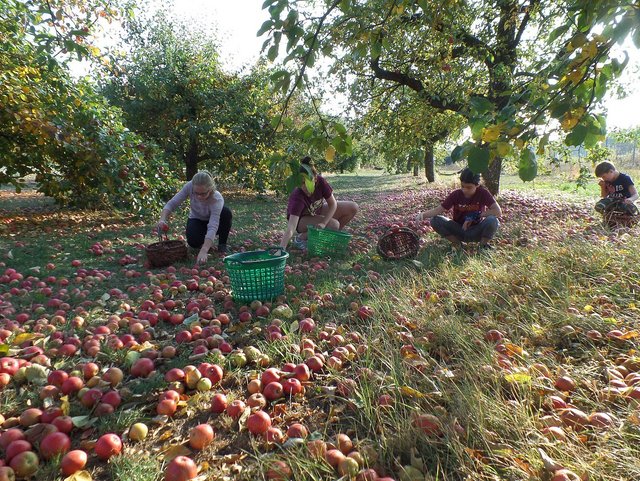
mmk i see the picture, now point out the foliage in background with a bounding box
[99,11,277,191]
[0,0,172,211]
[260,0,639,193]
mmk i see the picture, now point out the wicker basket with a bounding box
[146,235,188,268]
[377,227,420,260]
[603,201,639,229]
[307,226,352,257]
[224,248,289,302]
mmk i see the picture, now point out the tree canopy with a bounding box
[260,0,639,193]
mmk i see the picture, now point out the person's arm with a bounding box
[280,215,300,249]
[157,183,190,230]
[625,185,639,203]
[598,179,608,198]
[319,194,338,228]
[481,201,502,218]
[416,204,446,222]
[196,193,224,264]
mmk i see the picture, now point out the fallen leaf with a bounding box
[400,386,425,398]
[504,373,532,384]
[162,444,192,462]
[64,470,92,481]
[12,333,40,345]
[60,395,70,416]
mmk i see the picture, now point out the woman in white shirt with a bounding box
[156,171,232,264]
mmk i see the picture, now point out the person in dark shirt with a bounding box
[594,161,638,215]
[279,157,358,250]
[416,168,502,251]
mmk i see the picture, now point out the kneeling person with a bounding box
[416,168,501,250]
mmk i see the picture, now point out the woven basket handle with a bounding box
[158,232,168,242]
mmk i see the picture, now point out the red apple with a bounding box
[40,432,71,459]
[95,433,122,460]
[211,393,228,413]
[247,411,271,435]
[189,424,214,450]
[164,455,197,481]
[9,451,39,478]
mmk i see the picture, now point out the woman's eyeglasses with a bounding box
[194,190,210,197]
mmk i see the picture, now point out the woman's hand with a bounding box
[316,222,326,229]
[156,220,169,233]
[462,220,472,231]
[196,250,208,265]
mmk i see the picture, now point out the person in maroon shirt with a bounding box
[416,168,502,251]
[279,157,359,250]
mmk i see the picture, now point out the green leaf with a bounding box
[467,145,489,173]
[565,124,588,146]
[285,173,301,195]
[633,28,640,49]
[267,45,278,61]
[371,40,381,58]
[518,148,537,182]
[548,24,570,43]
[537,133,550,155]
[0,344,9,355]
[550,102,572,119]
[334,122,347,136]
[257,20,273,36]
[469,96,494,114]
[451,145,465,163]
[71,415,97,428]
[470,119,486,141]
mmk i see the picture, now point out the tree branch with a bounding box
[369,56,463,112]
[274,0,341,131]
[513,0,540,48]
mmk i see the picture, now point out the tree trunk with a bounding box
[424,142,435,182]
[406,158,412,172]
[413,163,419,176]
[185,137,199,181]
[483,157,502,195]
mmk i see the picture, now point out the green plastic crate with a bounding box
[307,226,352,257]
[224,248,289,302]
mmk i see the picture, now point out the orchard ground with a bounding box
[2,170,640,481]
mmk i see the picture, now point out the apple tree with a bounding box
[0,0,172,211]
[100,12,277,190]
[259,0,639,194]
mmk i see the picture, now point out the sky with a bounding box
[89,0,640,130]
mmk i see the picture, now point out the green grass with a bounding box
[2,171,640,480]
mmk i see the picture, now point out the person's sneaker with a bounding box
[478,243,494,252]
[291,235,307,250]
[217,244,228,254]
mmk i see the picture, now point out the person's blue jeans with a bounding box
[431,215,499,243]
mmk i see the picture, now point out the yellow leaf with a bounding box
[505,343,524,356]
[583,305,594,313]
[400,386,425,398]
[620,331,639,340]
[12,333,40,345]
[481,125,501,142]
[495,142,512,157]
[325,145,336,162]
[162,444,192,462]
[60,395,70,416]
[504,372,532,384]
[64,471,92,481]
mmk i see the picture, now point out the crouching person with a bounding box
[416,168,502,251]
